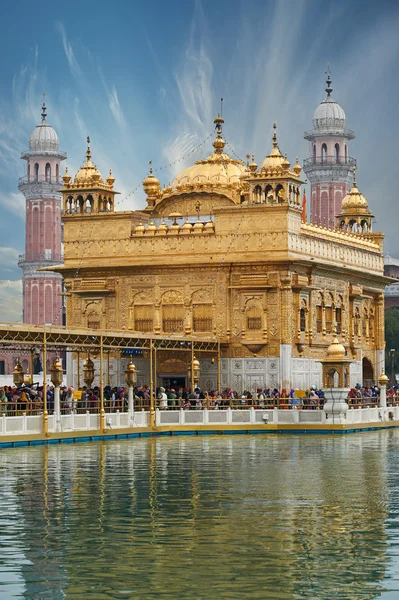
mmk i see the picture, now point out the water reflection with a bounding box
[0,432,397,599]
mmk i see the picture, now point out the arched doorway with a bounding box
[362,357,374,387]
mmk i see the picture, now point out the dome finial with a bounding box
[325,63,333,97]
[86,136,91,163]
[272,123,278,148]
[213,101,225,153]
[149,159,153,175]
[41,91,47,122]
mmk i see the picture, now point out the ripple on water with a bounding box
[0,432,398,598]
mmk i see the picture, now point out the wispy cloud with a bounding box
[108,86,126,130]
[0,280,22,323]
[56,21,82,78]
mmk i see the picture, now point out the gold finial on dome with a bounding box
[213,101,226,153]
[106,168,115,187]
[293,156,301,175]
[272,123,278,148]
[62,165,71,186]
[249,153,258,173]
[86,136,91,163]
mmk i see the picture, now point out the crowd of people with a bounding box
[0,381,396,415]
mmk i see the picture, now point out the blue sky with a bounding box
[0,0,398,320]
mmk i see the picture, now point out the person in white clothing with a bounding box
[158,387,168,409]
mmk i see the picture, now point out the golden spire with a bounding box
[213,101,225,153]
[86,136,92,163]
[272,123,278,149]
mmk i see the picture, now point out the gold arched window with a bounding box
[87,312,100,330]
[246,304,262,331]
[193,304,212,332]
[162,304,184,333]
[134,305,153,332]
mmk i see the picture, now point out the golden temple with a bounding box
[52,116,390,392]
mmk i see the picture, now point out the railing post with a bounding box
[99,335,105,431]
[42,330,48,436]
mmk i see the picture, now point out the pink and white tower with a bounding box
[18,100,66,325]
[303,68,356,226]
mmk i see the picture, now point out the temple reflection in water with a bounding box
[0,434,394,598]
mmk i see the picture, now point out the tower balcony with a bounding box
[18,253,64,267]
[18,175,63,200]
[18,175,63,187]
[304,128,355,141]
[303,156,357,169]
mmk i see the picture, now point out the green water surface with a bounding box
[1,432,399,599]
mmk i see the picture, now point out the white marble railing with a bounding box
[2,406,399,437]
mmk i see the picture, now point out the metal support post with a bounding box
[100,335,105,431]
[42,331,48,435]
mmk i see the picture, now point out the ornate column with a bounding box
[375,293,385,379]
[125,358,137,425]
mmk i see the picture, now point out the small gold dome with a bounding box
[204,220,215,233]
[293,157,301,175]
[169,221,181,234]
[143,164,160,197]
[134,222,145,234]
[182,220,193,232]
[341,182,368,211]
[193,221,204,232]
[326,337,346,360]
[145,220,157,234]
[106,169,115,187]
[248,153,258,173]
[157,220,168,234]
[74,137,104,185]
[261,124,285,171]
[62,165,71,185]
[378,371,389,386]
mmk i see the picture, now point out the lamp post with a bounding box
[390,349,396,387]
[378,370,389,411]
[125,358,137,424]
[50,356,64,431]
[13,359,25,387]
[188,355,201,390]
[83,355,95,388]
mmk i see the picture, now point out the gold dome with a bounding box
[74,138,104,186]
[341,181,369,212]
[326,337,346,360]
[261,124,285,171]
[171,114,246,191]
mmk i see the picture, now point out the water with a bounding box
[1,433,399,599]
